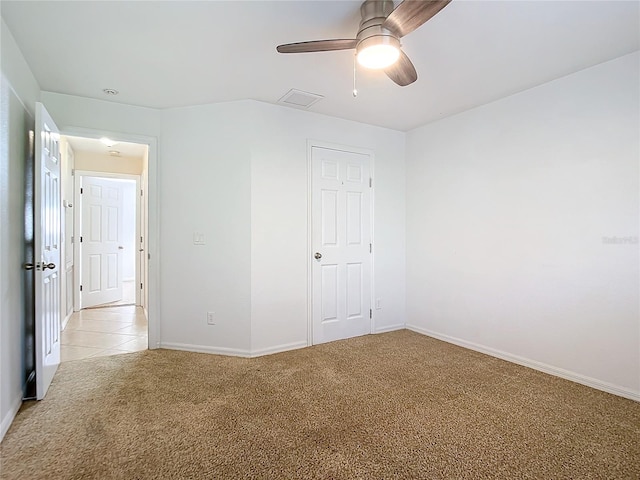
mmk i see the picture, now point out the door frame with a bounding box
[73,171,140,310]
[60,127,159,350]
[306,140,375,346]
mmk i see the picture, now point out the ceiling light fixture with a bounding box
[103,88,119,95]
[100,137,118,147]
[356,35,400,69]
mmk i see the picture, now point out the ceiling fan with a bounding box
[276,0,452,87]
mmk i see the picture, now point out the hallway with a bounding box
[61,304,148,362]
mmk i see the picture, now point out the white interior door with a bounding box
[80,176,124,308]
[312,146,372,344]
[34,102,61,400]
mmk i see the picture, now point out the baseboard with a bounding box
[61,310,73,331]
[160,342,251,358]
[406,324,640,402]
[250,341,308,358]
[0,394,22,443]
[160,341,309,358]
[374,323,405,334]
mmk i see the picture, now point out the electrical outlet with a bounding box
[207,312,215,325]
[375,298,382,310]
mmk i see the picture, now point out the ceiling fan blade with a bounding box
[276,39,357,54]
[383,0,452,38]
[385,51,418,86]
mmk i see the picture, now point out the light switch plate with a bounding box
[193,232,206,245]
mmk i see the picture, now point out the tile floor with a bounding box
[61,305,148,362]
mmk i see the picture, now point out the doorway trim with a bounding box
[73,171,141,310]
[60,127,159,350]
[306,139,376,346]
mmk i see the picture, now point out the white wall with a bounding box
[248,102,406,354]
[159,102,253,354]
[406,52,640,400]
[157,100,406,356]
[0,19,40,441]
[0,19,39,112]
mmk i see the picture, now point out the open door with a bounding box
[79,176,125,308]
[34,102,61,400]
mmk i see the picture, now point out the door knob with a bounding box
[314,252,322,260]
[24,263,34,271]
[42,262,56,270]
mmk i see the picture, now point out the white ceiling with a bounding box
[2,1,638,131]
[65,135,148,158]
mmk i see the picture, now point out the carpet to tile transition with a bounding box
[1,330,638,479]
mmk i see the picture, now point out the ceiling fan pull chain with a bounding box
[353,54,358,98]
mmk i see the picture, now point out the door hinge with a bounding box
[369,309,372,319]
[140,236,143,243]
[80,285,83,291]
[140,283,143,290]
[71,236,74,244]
[71,169,75,176]
[80,187,83,194]
[140,189,143,197]
[369,177,372,188]
[80,236,83,243]
[369,243,372,253]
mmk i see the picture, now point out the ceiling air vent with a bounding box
[277,89,323,109]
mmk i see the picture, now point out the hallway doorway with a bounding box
[59,135,150,362]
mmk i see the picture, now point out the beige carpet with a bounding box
[1,330,638,479]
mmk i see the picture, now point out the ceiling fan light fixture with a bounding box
[276,0,452,86]
[356,35,400,69]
